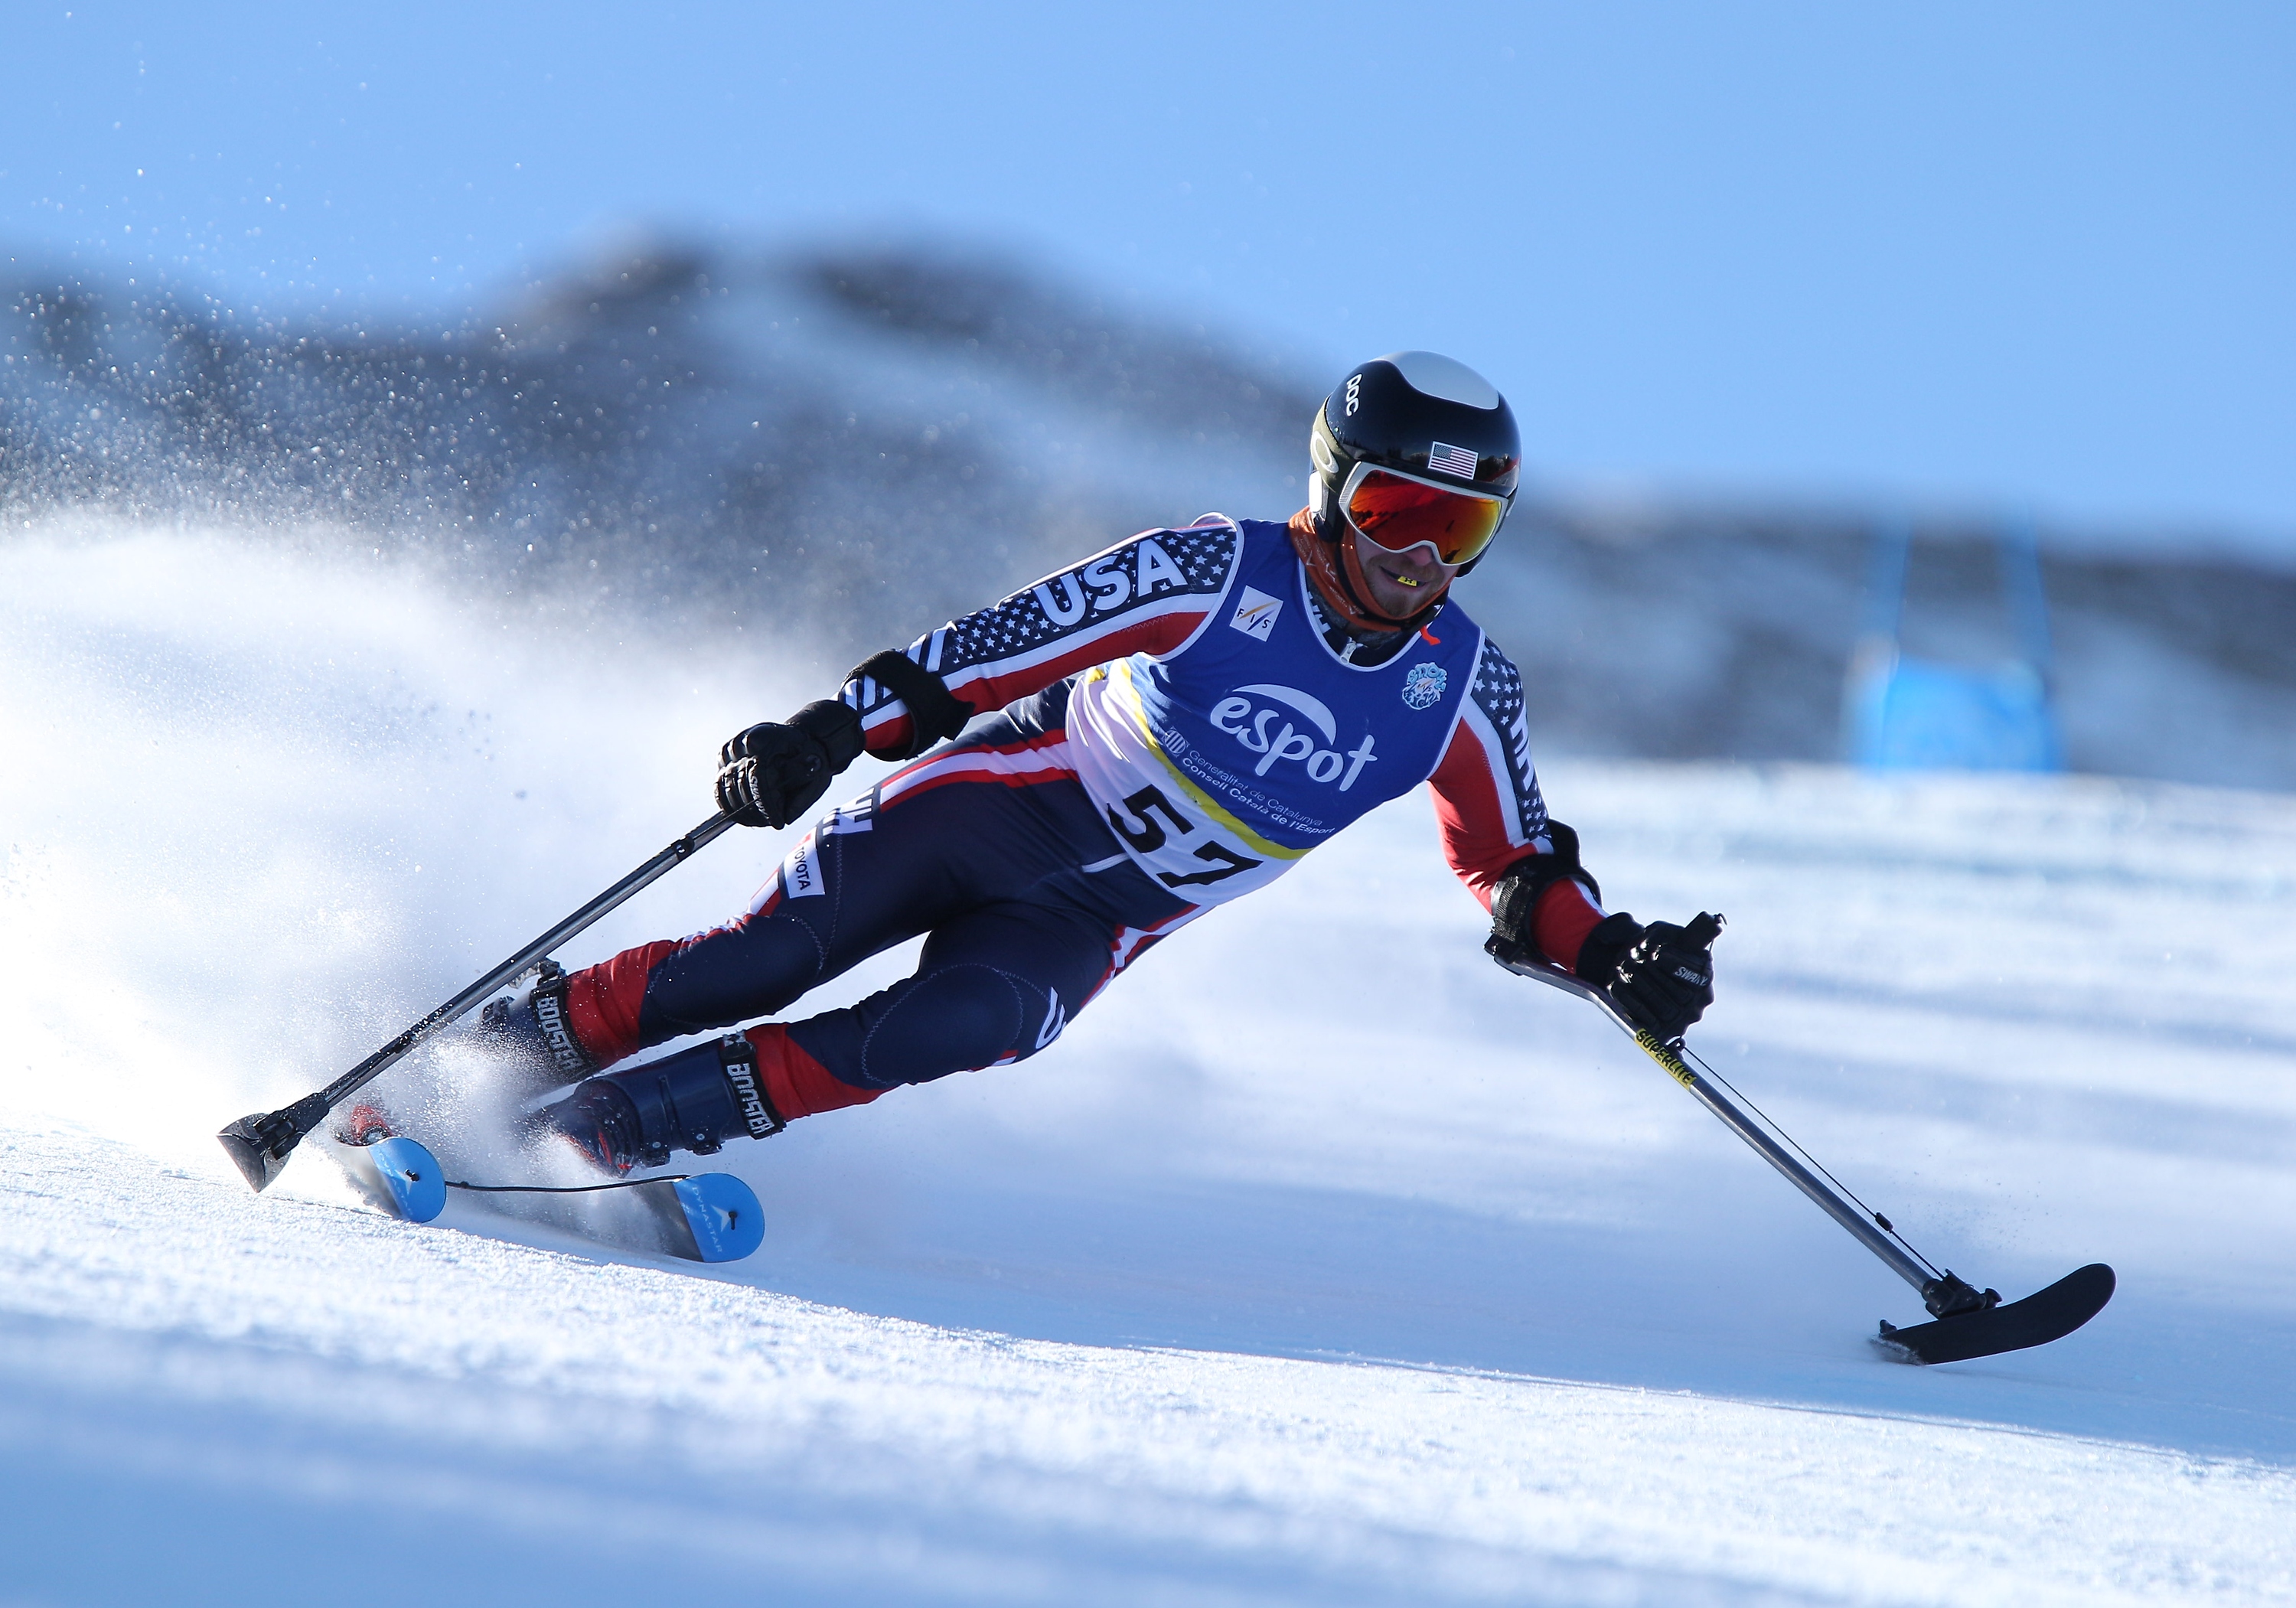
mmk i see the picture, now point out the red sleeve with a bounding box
[1531,878,1606,974]
[1428,636,1606,971]
[1427,638,1548,905]
[842,520,1244,757]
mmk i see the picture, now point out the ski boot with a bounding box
[536,1032,785,1175]
[334,1101,397,1147]
[464,958,602,1101]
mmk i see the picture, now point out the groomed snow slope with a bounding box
[4,528,2294,1606]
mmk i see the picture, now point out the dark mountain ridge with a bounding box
[6,239,2291,789]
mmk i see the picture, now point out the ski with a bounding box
[1875,1264,2116,1365]
[334,1116,765,1265]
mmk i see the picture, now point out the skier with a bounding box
[484,352,1720,1174]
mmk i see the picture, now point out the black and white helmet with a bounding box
[1308,351,1521,572]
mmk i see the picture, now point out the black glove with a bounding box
[1577,911,1721,1042]
[713,700,865,829]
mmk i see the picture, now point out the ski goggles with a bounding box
[1337,461,1509,569]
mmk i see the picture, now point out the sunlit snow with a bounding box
[3,527,2293,1604]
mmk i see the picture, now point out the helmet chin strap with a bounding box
[1287,508,1450,632]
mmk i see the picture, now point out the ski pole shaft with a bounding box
[1497,951,1932,1296]
[315,811,739,1106]
[219,810,739,1192]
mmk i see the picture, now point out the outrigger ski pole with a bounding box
[1495,914,2115,1365]
[219,811,740,1193]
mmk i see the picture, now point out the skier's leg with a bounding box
[775,885,1193,1096]
[540,838,1199,1170]
[494,695,1122,1089]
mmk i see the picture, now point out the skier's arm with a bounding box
[840,520,1244,758]
[714,521,1243,829]
[1430,743,1606,971]
[1437,644,1717,1039]
[1463,787,1718,1039]
[1426,641,1608,970]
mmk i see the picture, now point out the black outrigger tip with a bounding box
[1876,1264,2116,1365]
[217,1094,333,1193]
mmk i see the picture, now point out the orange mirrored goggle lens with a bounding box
[1342,468,1506,566]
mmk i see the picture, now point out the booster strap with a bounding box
[716,1033,787,1141]
[528,957,598,1079]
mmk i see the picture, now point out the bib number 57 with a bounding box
[1104,785,1261,889]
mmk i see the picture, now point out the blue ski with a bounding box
[353,1132,765,1264]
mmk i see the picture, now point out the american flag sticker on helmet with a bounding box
[1427,442,1479,478]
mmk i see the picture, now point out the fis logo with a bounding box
[1229,586,1283,641]
[1209,683,1378,789]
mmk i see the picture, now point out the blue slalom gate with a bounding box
[1843,518,2063,773]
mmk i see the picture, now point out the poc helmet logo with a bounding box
[1344,373,1362,416]
[1209,683,1378,790]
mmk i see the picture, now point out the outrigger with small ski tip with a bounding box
[221,813,2112,1357]
[218,811,765,1264]
[1492,913,2114,1365]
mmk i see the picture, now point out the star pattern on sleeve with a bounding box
[1470,641,1547,839]
[933,524,1239,677]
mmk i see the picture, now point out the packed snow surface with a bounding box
[4,528,2294,1604]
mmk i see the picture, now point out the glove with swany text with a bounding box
[1576,911,1721,1042]
[714,700,866,830]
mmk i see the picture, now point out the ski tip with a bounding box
[369,1136,449,1225]
[1876,1262,2115,1365]
[670,1173,765,1263]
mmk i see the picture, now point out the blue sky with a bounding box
[8,2,2293,549]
